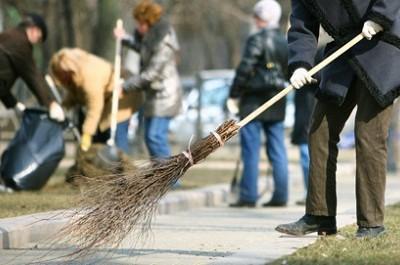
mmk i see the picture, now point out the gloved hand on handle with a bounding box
[226,98,239,115]
[49,102,65,122]
[362,20,383,40]
[113,25,127,39]
[290,68,317,89]
[80,133,92,152]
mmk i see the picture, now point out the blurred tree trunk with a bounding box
[62,0,75,46]
[92,0,118,60]
[0,1,4,31]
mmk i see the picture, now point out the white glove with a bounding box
[226,98,239,115]
[15,102,26,112]
[290,68,317,89]
[362,20,383,40]
[113,26,127,39]
[49,101,65,122]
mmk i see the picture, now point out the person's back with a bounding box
[0,26,50,108]
[236,27,288,122]
[229,0,289,208]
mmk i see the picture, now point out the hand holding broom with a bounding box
[62,33,365,256]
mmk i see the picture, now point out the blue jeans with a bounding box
[115,119,130,154]
[144,117,171,158]
[299,143,310,193]
[239,120,289,203]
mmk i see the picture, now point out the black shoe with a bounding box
[262,200,287,207]
[356,226,385,238]
[275,214,337,236]
[229,200,256,208]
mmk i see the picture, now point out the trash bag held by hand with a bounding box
[0,109,65,190]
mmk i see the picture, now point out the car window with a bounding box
[201,78,231,107]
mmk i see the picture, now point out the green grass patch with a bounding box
[0,167,235,219]
[271,204,400,265]
[180,168,234,189]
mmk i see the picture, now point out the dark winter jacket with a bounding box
[291,47,324,145]
[122,19,182,118]
[291,85,316,144]
[230,28,288,122]
[0,27,52,108]
[289,0,400,107]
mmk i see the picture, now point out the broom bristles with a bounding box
[59,119,240,257]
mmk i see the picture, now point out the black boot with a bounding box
[262,200,287,207]
[275,214,337,236]
[229,200,256,208]
[356,226,385,238]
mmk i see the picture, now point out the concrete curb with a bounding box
[0,210,69,249]
[0,181,267,250]
[0,162,356,250]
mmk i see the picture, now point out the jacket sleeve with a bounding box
[0,92,18,108]
[287,0,320,75]
[139,36,176,90]
[367,0,400,31]
[275,36,289,80]
[16,54,53,107]
[82,79,105,136]
[230,35,262,98]
[121,30,142,52]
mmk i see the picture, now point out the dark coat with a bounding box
[289,0,400,107]
[291,48,324,144]
[291,85,316,144]
[230,28,288,122]
[0,27,52,108]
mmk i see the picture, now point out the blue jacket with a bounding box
[289,0,400,107]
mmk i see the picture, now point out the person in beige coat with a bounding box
[49,48,143,153]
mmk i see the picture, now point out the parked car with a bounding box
[170,70,235,142]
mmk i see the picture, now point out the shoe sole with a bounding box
[275,226,317,236]
[275,227,337,236]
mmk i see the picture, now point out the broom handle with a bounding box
[237,33,365,128]
[45,74,81,142]
[108,19,123,146]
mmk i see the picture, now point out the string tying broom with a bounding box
[61,33,365,256]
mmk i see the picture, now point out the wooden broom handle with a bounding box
[108,19,123,146]
[237,33,365,128]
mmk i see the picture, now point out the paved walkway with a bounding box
[1,166,400,265]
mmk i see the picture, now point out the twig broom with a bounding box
[61,33,365,255]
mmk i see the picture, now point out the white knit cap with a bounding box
[253,0,282,28]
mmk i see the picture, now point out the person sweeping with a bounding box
[276,0,400,238]
[58,1,394,257]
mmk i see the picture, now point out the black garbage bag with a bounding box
[0,108,65,190]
